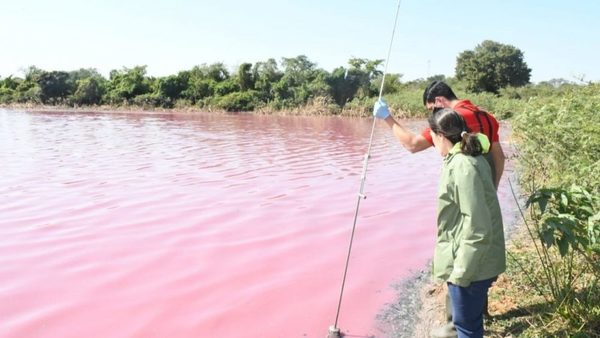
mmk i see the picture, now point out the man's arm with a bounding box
[490,142,505,188]
[383,116,432,153]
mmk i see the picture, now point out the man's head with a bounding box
[422,81,458,112]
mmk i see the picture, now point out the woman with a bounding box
[428,108,506,338]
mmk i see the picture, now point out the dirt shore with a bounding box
[377,266,446,338]
[1,103,374,117]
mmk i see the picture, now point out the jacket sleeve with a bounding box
[447,162,492,287]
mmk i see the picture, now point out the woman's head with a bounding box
[428,108,484,156]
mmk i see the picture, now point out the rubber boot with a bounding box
[430,291,457,338]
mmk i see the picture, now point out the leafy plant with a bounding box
[505,83,600,336]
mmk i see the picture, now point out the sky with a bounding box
[1,0,599,83]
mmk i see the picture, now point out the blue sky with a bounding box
[1,0,598,83]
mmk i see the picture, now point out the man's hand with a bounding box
[373,99,390,119]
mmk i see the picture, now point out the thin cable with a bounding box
[378,0,403,100]
[332,0,403,331]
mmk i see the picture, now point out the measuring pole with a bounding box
[328,1,403,337]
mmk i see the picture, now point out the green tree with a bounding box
[274,55,327,107]
[1,75,21,90]
[214,91,260,111]
[15,81,42,103]
[69,68,104,83]
[273,56,306,105]
[183,78,216,103]
[23,66,45,83]
[37,71,73,104]
[426,74,447,83]
[214,79,240,96]
[67,68,106,105]
[180,67,212,103]
[204,63,229,82]
[327,67,361,106]
[281,55,316,77]
[235,63,254,91]
[371,73,403,96]
[106,66,151,104]
[347,57,384,97]
[307,69,331,99]
[156,75,186,102]
[455,40,531,93]
[0,76,22,103]
[179,64,230,104]
[252,58,282,101]
[72,77,105,105]
[0,87,14,104]
[326,58,384,106]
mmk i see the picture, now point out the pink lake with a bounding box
[0,109,516,338]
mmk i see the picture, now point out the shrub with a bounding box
[214,91,260,112]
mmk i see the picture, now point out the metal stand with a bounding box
[327,325,341,338]
[326,1,403,337]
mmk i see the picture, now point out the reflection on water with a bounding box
[0,109,516,338]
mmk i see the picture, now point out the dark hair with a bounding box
[422,81,458,105]
[428,108,483,156]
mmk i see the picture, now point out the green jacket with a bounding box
[433,146,506,287]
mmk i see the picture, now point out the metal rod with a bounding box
[378,0,403,100]
[331,0,403,333]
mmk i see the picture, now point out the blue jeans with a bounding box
[447,277,497,338]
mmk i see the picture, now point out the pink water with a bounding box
[0,109,516,338]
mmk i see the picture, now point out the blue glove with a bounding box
[373,99,390,119]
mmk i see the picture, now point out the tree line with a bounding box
[0,40,541,112]
[0,56,400,111]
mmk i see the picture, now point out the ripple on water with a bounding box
[0,110,517,338]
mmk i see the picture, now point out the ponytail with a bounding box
[460,131,483,156]
[429,108,489,157]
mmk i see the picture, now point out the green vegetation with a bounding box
[456,40,531,94]
[487,83,600,337]
[0,39,534,114]
[0,56,400,113]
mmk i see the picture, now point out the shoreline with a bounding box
[377,266,443,338]
[0,103,427,120]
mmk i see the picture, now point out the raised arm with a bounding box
[382,115,432,153]
[373,99,432,153]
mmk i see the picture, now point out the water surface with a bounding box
[0,109,515,337]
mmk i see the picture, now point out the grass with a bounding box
[486,232,600,337]
[482,83,600,337]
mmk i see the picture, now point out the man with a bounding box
[372,81,506,338]
[373,81,505,189]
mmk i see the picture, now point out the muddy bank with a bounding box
[377,266,443,338]
[1,102,377,118]
[1,99,432,119]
